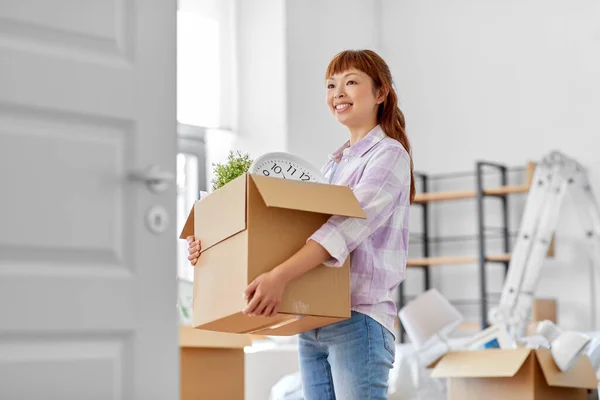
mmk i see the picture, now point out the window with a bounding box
[176,125,206,281]
[176,0,236,283]
[177,10,220,128]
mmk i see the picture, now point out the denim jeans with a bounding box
[298,311,396,399]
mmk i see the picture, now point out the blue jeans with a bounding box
[298,311,396,400]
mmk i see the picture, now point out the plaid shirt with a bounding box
[309,125,411,337]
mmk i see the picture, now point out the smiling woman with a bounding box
[246,49,415,400]
[185,49,415,400]
[326,70,384,141]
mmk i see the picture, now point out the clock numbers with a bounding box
[271,164,282,174]
[258,161,314,182]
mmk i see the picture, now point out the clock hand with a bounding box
[281,172,287,179]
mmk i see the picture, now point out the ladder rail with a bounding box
[490,151,600,340]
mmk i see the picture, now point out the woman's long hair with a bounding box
[325,49,416,204]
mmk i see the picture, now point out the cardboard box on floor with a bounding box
[430,348,598,400]
[179,326,251,400]
[179,173,366,336]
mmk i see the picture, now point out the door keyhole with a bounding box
[146,205,169,234]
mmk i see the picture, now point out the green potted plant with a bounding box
[210,150,253,191]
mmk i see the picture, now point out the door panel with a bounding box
[0,0,133,64]
[0,1,177,399]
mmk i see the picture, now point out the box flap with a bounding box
[179,174,247,252]
[179,205,195,240]
[179,326,252,349]
[535,348,598,389]
[195,311,348,337]
[249,174,366,219]
[430,349,532,378]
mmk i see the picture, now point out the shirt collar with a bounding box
[328,125,387,163]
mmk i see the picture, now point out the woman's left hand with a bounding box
[242,270,287,317]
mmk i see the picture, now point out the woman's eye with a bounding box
[327,84,334,89]
[347,80,356,85]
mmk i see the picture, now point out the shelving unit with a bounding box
[397,161,536,342]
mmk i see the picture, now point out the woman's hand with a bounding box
[243,270,288,317]
[242,240,331,318]
[186,236,201,266]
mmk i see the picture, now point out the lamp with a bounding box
[537,320,591,372]
[399,288,463,351]
[587,337,600,374]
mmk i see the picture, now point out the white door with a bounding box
[0,1,178,399]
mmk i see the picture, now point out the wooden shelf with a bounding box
[413,184,530,204]
[394,319,484,332]
[457,322,484,331]
[407,253,511,267]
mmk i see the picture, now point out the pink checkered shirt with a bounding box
[309,125,411,337]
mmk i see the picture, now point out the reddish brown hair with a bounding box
[325,49,416,204]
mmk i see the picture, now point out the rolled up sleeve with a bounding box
[309,147,411,267]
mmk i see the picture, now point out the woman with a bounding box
[187,49,415,399]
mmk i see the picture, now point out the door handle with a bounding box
[129,165,175,193]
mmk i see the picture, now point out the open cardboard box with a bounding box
[430,348,598,400]
[179,326,252,400]
[179,173,366,336]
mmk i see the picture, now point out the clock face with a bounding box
[249,152,328,184]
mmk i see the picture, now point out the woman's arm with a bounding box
[309,146,410,267]
[273,239,331,284]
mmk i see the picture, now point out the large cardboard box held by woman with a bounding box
[179,173,366,336]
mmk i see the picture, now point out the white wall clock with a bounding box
[249,152,328,184]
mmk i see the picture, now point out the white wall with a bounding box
[284,0,382,168]
[234,0,287,158]
[381,0,600,331]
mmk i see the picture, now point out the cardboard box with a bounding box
[526,298,558,336]
[430,348,598,400]
[179,326,252,400]
[179,173,366,336]
[532,298,558,323]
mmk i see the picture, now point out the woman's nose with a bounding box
[334,91,345,99]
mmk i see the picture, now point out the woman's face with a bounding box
[326,68,382,128]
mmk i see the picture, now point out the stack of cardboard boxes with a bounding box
[179,173,365,335]
[178,173,365,397]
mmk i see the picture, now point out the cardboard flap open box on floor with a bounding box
[179,173,366,336]
[430,348,598,400]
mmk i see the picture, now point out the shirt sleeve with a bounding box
[308,146,411,267]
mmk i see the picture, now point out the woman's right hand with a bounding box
[186,236,201,266]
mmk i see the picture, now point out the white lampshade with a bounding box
[399,288,463,350]
[537,320,591,372]
[586,337,600,371]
